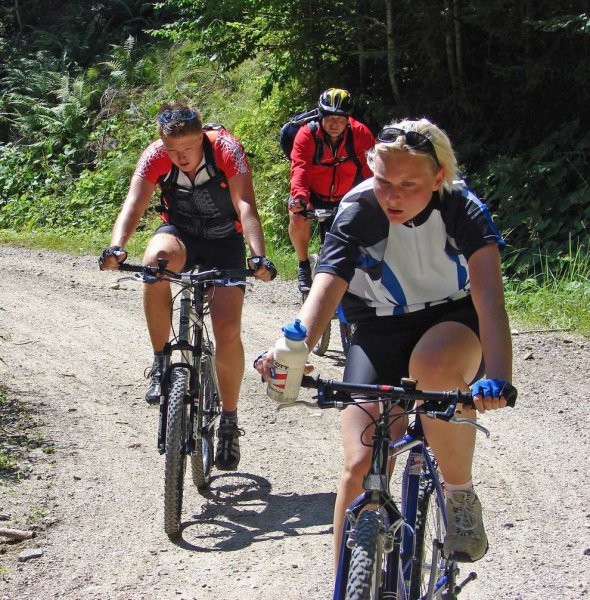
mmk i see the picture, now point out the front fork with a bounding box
[333,489,404,600]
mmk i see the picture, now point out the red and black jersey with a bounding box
[134,128,250,239]
[290,117,375,204]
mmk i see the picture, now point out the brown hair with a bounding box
[156,102,203,138]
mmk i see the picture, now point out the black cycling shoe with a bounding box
[215,420,244,471]
[297,261,312,293]
[144,356,163,405]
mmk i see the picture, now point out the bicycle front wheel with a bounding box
[312,322,331,356]
[339,321,356,356]
[346,510,385,600]
[163,366,190,538]
[191,352,219,491]
[410,473,447,599]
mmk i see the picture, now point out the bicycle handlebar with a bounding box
[300,375,517,415]
[116,261,255,285]
[299,208,338,222]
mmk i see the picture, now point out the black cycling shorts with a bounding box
[343,296,484,388]
[154,224,246,271]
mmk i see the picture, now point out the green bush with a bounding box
[470,120,590,277]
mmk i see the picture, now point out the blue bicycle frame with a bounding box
[332,417,449,600]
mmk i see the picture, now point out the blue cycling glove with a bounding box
[470,378,508,399]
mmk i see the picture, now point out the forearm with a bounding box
[239,203,266,257]
[110,208,143,247]
[298,273,348,348]
[478,301,513,382]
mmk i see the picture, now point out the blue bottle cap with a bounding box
[282,318,307,341]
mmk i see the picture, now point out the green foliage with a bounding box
[152,0,369,98]
[0,0,588,286]
[505,243,590,334]
[470,120,589,276]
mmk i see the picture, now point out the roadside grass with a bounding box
[0,227,152,262]
[505,246,590,336]
[0,386,51,485]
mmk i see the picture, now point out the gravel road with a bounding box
[0,246,589,600]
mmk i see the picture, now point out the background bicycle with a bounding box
[119,259,253,538]
[298,207,355,357]
[295,374,517,600]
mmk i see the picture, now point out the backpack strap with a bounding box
[202,127,223,179]
[310,122,363,177]
[308,121,323,166]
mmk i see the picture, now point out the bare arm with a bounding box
[100,175,155,270]
[110,175,156,247]
[255,272,348,380]
[469,244,513,407]
[298,273,349,348]
[228,171,274,281]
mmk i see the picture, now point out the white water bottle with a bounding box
[267,319,309,403]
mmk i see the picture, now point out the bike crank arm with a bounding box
[454,571,477,595]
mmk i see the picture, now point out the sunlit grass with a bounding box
[0,227,152,263]
[505,244,590,335]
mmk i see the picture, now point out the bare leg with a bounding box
[409,321,482,485]
[288,213,312,261]
[142,233,186,351]
[207,286,245,412]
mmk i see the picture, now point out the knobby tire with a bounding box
[191,353,218,491]
[410,469,448,599]
[313,322,331,356]
[346,511,384,600]
[163,366,190,538]
[339,321,356,356]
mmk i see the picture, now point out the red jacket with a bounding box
[290,117,375,204]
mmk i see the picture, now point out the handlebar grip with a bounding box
[301,375,317,389]
[117,263,144,272]
[501,383,518,407]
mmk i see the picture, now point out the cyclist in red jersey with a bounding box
[288,88,375,292]
[99,103,276,471]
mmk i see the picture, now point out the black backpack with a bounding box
[279,108,320,159]
[279,110,362,176]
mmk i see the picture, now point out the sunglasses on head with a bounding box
[157,108,197,125]
[376,126,440,167]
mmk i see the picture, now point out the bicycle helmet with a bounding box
[318,88,354,117]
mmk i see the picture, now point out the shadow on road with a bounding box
[174,472,335,552]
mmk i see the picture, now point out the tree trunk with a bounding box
[385,0,402,105]
[14,0,24,36]
[356,0,368,89]
[445,0,458,94]
[453,0,465,91]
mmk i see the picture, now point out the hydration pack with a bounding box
[279,108,321,159]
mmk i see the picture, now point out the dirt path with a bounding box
[0,246,589,600]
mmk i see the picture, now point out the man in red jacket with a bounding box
[289,88,375,292]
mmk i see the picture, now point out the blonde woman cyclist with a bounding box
[257,117,513,567]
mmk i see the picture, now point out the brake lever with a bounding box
[449,417,491,437]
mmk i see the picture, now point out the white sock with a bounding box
[444,479,473,499]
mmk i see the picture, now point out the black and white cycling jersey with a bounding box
[315,178,504,322]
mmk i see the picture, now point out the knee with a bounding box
[289,214,307,230]
[213,320,242,347]
[410,346,457,383]
[341,453,371,487]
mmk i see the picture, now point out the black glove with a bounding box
[249,256,278,280]
[98,246,127,270]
